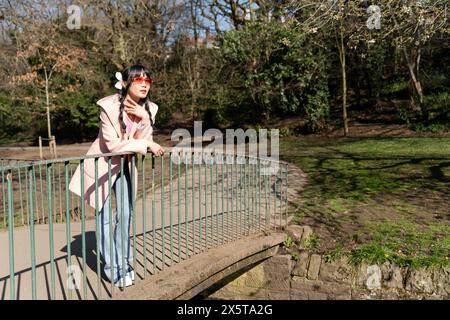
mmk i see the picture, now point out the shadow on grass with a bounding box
[280,137,450,265]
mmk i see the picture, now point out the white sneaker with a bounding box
[114,275,133,288]
[127,269,135,282]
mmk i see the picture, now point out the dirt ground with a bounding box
[2,123,448,160]
[0,130,178,160]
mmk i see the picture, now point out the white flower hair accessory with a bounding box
[115,72,123,90]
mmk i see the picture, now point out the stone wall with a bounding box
[203,227,450,300]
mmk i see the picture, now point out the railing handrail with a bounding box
[1,147,287,172]
[0,158,37,161]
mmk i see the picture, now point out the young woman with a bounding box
[69,64,164,288]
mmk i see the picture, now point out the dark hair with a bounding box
[117,64,154,133]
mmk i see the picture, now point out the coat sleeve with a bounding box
[136,102,159,149]
[99,106,149,155]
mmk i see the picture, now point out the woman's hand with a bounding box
[124,97,149,121]
[149,142,165,157]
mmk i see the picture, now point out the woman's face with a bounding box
[126,71,151,101]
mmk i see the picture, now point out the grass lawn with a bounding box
[280,136,450,268]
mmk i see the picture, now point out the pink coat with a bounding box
[68,93,159,211]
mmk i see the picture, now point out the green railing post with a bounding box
[17,166,24,226]
[58,162,63,223]
[80,160,87,299]
[221,153,225,244]
[2,167,5,228]
[244,157,248,236]
[32,168,40,225]
[177,152,181,262]
[95,157,101,299]
[274,164,278,227]
[52,163,56,223]
[169,152,174,264]
[215,152,219,247]
[192,152,196,255]
[226,155,230,241]
[7,169,15,300]
[28,166,37,300]
[231,155,235,239]
[25,163,29,227]
[198,153,202,252]
[205,152,209,249]
[253,159,256,231]
[131,154,137,281]
[209,153,213,247]
[248,157,252,234]
[268,161,272,229]
[108,156,114,296]
[38,164,44,224]
[120,156,126,289]
[161,156,165,269]
[151,155,156,275]
[238,156,242,237]
[69,163,75,221]
[142,154,147,279]
[248,158,252,232]
[2,168,6,229]
[47,163,56,299]
[263,160,268,231]
[64,161,72,300]
[285,163,289,227]
[184,152,188,259]
[205,153,209,249]
[256,158,261,231]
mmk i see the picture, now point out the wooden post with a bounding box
[49,135,57,159]
[39,136,43,159]
[48,137,53,158]
[52,135,57,158]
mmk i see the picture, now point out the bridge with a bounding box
[0,149,291,300]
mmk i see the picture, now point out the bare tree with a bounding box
[290,0,369,136]
[383,0,448,114]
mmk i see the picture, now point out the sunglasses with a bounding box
[132,76,152,85]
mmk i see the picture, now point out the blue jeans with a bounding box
[97,159,133,282]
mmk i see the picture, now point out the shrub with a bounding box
[214,21,330,132]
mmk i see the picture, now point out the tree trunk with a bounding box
[44,66,52,140]
[190,0,199,49]
[403,47,424,114]
[229,0,240,29]
[186,55,198,123]
[338,29,349,136]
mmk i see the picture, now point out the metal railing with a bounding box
[0,149,289,300]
